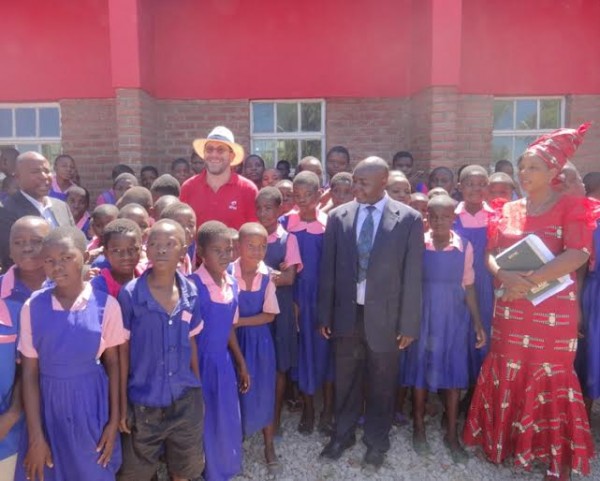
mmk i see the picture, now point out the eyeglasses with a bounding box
[204,145,232,155]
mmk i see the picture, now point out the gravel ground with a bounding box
[235,399,600,481]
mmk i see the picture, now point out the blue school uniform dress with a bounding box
[453,202,495,384]
[265,225,301,373]
[0,266,37,306]
[231,260,278,437]
[402,232,473,391]
[0,299,22,469]
[16,283,125,481]
[285,210,333,395]
[576,205,600,399]
[189,266,242,481]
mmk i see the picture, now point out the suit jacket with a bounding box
[0,191,74,269]
[318,198,424,353]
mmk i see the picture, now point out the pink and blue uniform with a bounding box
[231,259,279,436]
[265,224,302,373]
[283,210,333,395]
[189,265,241,481]
[16,283,127,481]
[452,202,495,383]
[402,231,475,390]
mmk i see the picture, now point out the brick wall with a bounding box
[566,95,600,175]
[326,98,410,167]
[60,98,118,200]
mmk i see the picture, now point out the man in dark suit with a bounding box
[0,151,74,269]
[318,156,423,468]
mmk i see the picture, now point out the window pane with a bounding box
[252,103,274,133]
[515,100,537,130]
[16,143,41,153]
[276,103,298,133]
[540,99,561,129]
[493,100,513,130]
[15,108,36,137]
[301,139,322,159]
[41,143,62,160]
[277,139,298,167]
[514,135,537,158]
[301,103,322,132]
[252,139,277,165]
[39,108,60,137]
[492,136,513,162]
[0,109,13,137]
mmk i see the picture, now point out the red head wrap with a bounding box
[524,122,591,171]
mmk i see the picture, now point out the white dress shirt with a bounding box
[20,190,58,226]
[355,194,388,305]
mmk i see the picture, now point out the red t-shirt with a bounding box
[180,170,258,229]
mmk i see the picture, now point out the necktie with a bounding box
[357,205,375,282]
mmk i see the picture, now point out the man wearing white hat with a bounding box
[181,126,258,229]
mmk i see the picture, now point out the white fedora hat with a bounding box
[193,126,245,166]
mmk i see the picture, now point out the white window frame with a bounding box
[250,99,326,169]
[492,96,565,163]
[0,102,62,154]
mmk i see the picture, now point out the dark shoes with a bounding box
[320,435,356,460]
[363,447,385,469]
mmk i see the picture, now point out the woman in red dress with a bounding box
[464,123,595,480]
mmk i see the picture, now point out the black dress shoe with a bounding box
[363,447,385,468]
[320,436,356,460]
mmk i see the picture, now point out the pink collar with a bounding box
[286,209,327,234]
[424,230,465,252]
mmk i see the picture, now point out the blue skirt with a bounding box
[576,272,600,399]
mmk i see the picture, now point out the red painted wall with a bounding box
[460,0,600,95]
[0,0,113,101]
[151,0,411,99]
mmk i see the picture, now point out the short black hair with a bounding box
[276,160,291,170]
[489,172,515,187]
[326,146,350,163]
[113,172,138,188]
[197,220,230,250]
[54,154,75,167]
[43,225,87,254]
[118,203,148,220]
[116,186,153,212]
[102,218,142,247]
[459,165,488,182]
[392,151,413,164]
[151,174,181,197]
[293,171,320,191]
[256,186,283,206]
[239,222,267,240]
[494,159,513,173]
[244,155,266,168]
[330,172,353,188]
[65,185,90,207]
[141,165,159,177]
[160,202,196,221]
[111,164,135,180]
[171,157,190,170]
[91,204,119,220]
[429,166,454,181]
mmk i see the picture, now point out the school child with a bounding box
[410,193,428,222]
[557,161,585,196]
[583,171,600,199]
[96,164,135,206]
[428,167,455,199]
[87,205,120,269]
[90,220,142,298]
[65,185,92,239]
[49,154,75,201]
[487,172,515,203]
[231,223,282,473]
[140,165,159,190]
[160,202,197,275]
[283,171,333,434]
[117,220,204,481]
[115,186,153,215]
[0,217,49,481]
[427,187,450,199]
[576,189,600,416]
[321,172,353,214]
[0,217,50,305]
[152,195,179,220]
[255,188,303,434]
[171,158,192,186]
[242,155,266,189]
[150,174,181,203]
[262,168,283,188]
[17,226,126,481]
[392,151,427,193]
[113,173,138,204]
[401,195,485,461]
[275,180,295,216]
[453,165,495,393]
[188,221,249,481]
[386,171,412,205]
[117,203,150,243]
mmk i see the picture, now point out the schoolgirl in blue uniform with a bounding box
[188,221,249,481]
[232,222,281,474]
[283,171,333,434]
[117,219,204,481]
[159,202,197,275]
[16,226,126,481]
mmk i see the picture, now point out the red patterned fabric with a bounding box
[464,195,594,476]
[525,122,590,172]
